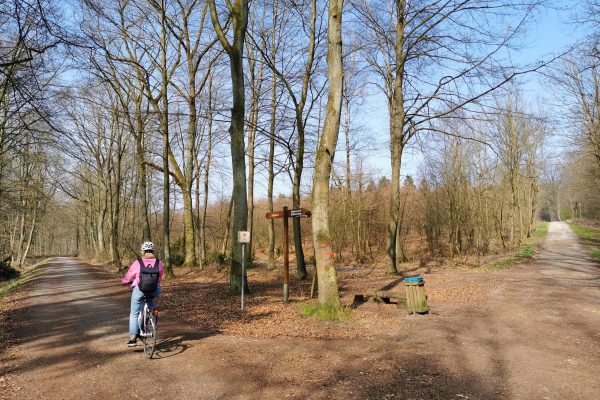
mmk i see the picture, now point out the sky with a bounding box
[350,0,588,188]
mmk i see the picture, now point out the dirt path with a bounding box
[1,222,599,399]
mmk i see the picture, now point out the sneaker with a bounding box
[127,338,137,347]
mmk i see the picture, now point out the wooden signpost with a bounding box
[266,206,311,302]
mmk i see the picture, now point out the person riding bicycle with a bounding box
[121,241,164,347]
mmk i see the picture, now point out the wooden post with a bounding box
[266,207,311,303]
[310,265,317,299]
[283,206,289,302]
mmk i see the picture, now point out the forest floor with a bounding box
[0,222,599,399]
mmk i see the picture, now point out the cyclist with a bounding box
[121,241,164,347]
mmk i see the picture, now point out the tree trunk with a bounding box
[110,111,123,266]
[195,148,203,268]
[266,0,279,270]
[135,122,151,242]
[556,187,561,221]
[18,203,37,268]
[267,63,277,270]
[161,119,172,275]
[292,99,308,280]
[311,0,343,308]
[159,2,173,278]
[181,185,196,267]
[385,134,403,274]
[527,181,538,237]
[180,73,199,269]
[246,30,264,261]
[228,47,249,294]
[221,196,234,255]
[384,0,406,275]
[291,0,318,280]
[208,0,250,294]
[96,206,107,259]
[202,76,214,263]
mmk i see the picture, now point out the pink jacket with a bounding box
[121,258,165,288]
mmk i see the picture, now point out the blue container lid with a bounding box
[404,276,424,283]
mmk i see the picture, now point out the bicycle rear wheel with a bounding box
[143,312,157,358]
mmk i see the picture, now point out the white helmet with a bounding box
[140,241,155,252]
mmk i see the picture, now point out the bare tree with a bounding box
[0,0,64,69]
[79,0,180,274]
[208,0,250,294]
[245,6,267,261]
[350,0,547,273]
[1,0,64,195]
[253,0,325,279]
[557,56,600,174]
[266,0,281,270]
[0,0,65,262]
[166,0,220,268]
[542,162,564,221]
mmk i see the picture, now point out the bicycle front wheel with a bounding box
[143,313,157,359]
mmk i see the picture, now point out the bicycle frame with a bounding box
[137,296,158,358]
[137,299,158,336]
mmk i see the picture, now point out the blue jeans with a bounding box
[129,285,160,335]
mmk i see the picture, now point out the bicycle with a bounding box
[137,295,159,358]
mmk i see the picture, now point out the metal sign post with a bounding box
[265,207,311,303]
[238,231,250,311]
[282,206,289,302]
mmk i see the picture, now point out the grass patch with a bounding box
[567,222,600,263]
[567,222,600,242]
[0,266,44,300]
[484,258,520,271]
[299,301,350,321]
[534,222,549,237]
[516,245,535,259]
[591,249,600,262]
[484,244,535,271]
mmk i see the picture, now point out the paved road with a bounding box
[1,222,599,399]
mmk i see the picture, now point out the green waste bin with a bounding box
[404,276,429,315]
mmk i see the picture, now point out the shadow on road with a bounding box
[4,259,224,378]
[152,331,212,359]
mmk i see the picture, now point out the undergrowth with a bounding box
[0,267,42,300]
[484,244,535,271]
[567,222,600,242]
[483,221,550,271]
[568,222,600,262]
[0,258,52,300]
[517,245,535,259]
[534,222,549,237]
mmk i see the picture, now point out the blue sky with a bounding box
[353,1,587,185]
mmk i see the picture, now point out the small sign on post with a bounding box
[289,208,311,218]
[265,210,285,219]
[238,231,250,311]
[238,231,250,244]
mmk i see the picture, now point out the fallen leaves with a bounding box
[155,262,503,340]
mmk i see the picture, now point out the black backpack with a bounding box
[137,259,160,294]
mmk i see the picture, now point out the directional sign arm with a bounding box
[266,210,285,219]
